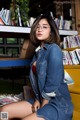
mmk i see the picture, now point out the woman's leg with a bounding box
[0,100,33,119]
[22,112,45,120]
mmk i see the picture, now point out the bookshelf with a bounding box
[0,25,79,82]
[0,25,78,56]
[0,26,30,56]
[0,0,78,56]
[62,34,80,82]
[63,35,80,120]
[0,1,79,72]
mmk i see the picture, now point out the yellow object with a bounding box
[64,65,80,120]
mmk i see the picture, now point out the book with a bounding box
[69,36,78,48]
[62,50,73,65]
[75,35,80,47]
[0,8,11,25]
[69,50,79,65]
[63,37,68,49]
[64,70,74,85]
[0,95,21,106]
[17,7,22,26]
[63,35,80,49]
[75,49,80,62]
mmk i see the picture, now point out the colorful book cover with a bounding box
[64,70,74,85]
[0,95,20,106]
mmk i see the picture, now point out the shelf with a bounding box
[64,65,80,69]
[0,26,30,38]
[0,58,31,67]
[63,47,80,51]
[0,26,30,34]
[59,30,78,36]
[0,26,78,38]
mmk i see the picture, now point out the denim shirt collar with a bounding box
[35,43,51,52]
[43,43,51,50]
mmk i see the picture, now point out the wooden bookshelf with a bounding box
[64,65,80,69]
[63,47,80,51]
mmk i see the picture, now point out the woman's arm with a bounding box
[42,45,64,99]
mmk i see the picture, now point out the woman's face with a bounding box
[36,19,51,41]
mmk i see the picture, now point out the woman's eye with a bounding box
[43,26,47,29]
[36,26,49,30]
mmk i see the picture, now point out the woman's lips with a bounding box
[37,33,42,36]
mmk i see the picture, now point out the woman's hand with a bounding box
[32,99,40,113]
[41,98,49,107]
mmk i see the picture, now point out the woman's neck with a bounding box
[40,42,44,48]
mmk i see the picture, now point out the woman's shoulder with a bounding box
[48,43,62,52]
[47,43,63,58]
[44,43,62,56]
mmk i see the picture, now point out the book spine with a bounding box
[69,50,79,65]
[75,49,80,62]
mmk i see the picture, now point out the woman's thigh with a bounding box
[23,104,58,120]
[0,100,32,119]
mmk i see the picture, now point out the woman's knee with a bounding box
[0,105,16,119]
[0,105,9,112]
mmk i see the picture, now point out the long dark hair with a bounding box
[30,14,60,47]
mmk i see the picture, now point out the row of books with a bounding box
[54,16,71,30]
[0,7,34,27]
[62,48,80,65]
[0,7,72,29]
[63,35,80,49]
[27,16,72,30]
[0,95,21,106]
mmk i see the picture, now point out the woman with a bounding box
[0,14,73,120]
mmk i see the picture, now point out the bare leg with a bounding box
[22,112,45,120]
[0,100,33,119]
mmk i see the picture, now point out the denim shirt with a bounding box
[29,43,73,110]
